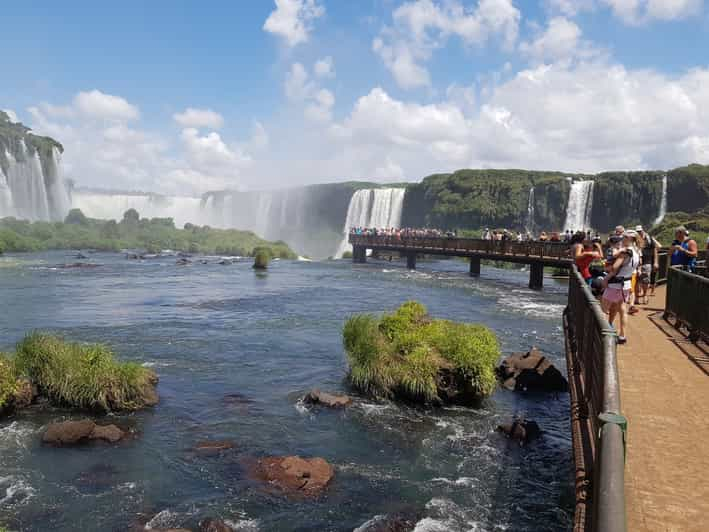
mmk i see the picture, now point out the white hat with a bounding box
[635,225,644,232]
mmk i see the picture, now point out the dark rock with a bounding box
[217,259,233,265]
[497,348,568,393]
[434,367,483,406]
[176,258,191,266]
[355,513,419,532]
[126,253,140,260]
[75,253,88,259]
[497,418,541,445]
[12,378,37,409]
[199,518,234,532]
[89,424,125,443]
[43,419,96,445]
[251,456,334,497]
[194,440,236,455]
[57,262,100,269]
[303,389,352,408]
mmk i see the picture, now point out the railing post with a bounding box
[406,251,416,270]
[469,256,481,277]
[529,262,544,290]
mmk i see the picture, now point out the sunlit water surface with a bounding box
[0,252,573,531]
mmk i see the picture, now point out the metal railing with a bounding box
[564,265,626,532]
[349,234,572,261]
[665,266,709,343]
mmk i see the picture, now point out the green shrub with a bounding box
[341,250,353,259]
[343,301,500,403]
[14,332,156,412]
[253,248,271,269]
[0,353,17,410]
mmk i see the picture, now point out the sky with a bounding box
[2,0,709,195]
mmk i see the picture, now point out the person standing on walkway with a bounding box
[670,226,698,273]
[602,231,640,345]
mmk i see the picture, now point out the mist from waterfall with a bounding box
[563,180,594,231]
[0,142,70,222]
[652,174,668,227]
[335,188,406,258]
[525,186,535,233]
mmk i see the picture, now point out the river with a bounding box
[0,252,573,531]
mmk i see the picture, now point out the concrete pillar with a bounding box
[353,246,367,263]
[469,256,481,277]
[406,252,417,270]
[529,262,544,290]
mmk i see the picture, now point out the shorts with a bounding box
[603,286,631,305]
[640,264,652,284]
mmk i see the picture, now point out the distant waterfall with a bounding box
[563,180,594,231]
[336,188,405,258]
[652,174,668,227]
[0,141,70,222]
[525,186,535,233]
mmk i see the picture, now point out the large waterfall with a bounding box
[652,174,668,227]
[525,186,535,233]
[335,188,406,258]
[563,180,594,231]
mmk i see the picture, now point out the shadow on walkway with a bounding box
[647,311,709,377]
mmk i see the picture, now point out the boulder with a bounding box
[90,424,125,443]
[194,440,236,455]
[252,456,334,497]
[199,518,234,532]
[43,419,96,445]
[497,419,541,445]
[355,513,419,532]
[303,389,352,408]
[497,348,568,393]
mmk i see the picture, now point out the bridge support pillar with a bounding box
[406,252,417,270]
[469,257,481,277]
[529,262,544,290]
[352,246,367,263]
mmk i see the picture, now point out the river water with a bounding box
[0,252,573,532]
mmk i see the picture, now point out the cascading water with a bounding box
[525,186,535,233]
[335,188,405,258]
[563,180,594,231]
[652,174,668,227]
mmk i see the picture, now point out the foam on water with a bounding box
[0,421,37,449]
[0,475,35,506]
[225,518,260,531]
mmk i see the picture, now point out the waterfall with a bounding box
[652,174,668,227]
[563,180,594,232]
[525,186,535,233]
[335,188,406,258]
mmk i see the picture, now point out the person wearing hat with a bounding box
[670,226,698,273]
[602,230,641,345]
[635,225,659,302]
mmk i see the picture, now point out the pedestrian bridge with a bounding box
[348,233,572,289]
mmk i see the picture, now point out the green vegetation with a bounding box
[11,332,156,412]
[0,353,17,411]
[252,247,271,269]
[0,111,63,176]
[343,301,500,404]
[651,209,709,246]
[0,208,296,258]
[341,250,353,259]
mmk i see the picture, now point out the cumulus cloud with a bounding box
[545,0,595,16]
[263,0,325,47]
[284,62,315,101]
[373,0,521,89]
[519,17,600,63]
[73,90,140,121]
[284,62,336,122]
[305,88,335,122]
[173,108,224,129]
[314,56,335,78]
[600,0,702,23]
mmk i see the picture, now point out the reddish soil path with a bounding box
[616,285,709,532]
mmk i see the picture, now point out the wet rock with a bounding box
[497,418,541,445]
[194,440,236,455]
[217,259,233,265]
[12,378,37,409]
[75,252,88,259]
[75,463,118,491]
[497,348,568,393]
[57,262,100,269]
[126,253,140,260]
[303,389,352,408]
[434,367,483,406]
[199,518,234,532]
[138,370,160,407]
[176,258,191,266]
[355,513,419,531]
[90,424,125,443]
[252,456,334,497]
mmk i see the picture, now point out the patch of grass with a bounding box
[13,332,156,412]
[343,301,500,403]
[0,353,17,411]
[253,247,271,269]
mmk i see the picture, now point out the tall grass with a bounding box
[343,301,500,403]
[0,353,17,410]
[13,332,157,412]
[252,247,271,269]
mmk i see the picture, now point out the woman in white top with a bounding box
[601,231,641,345]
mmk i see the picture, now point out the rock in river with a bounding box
[497,348,568,393]
[199,518,235,532]
[252,456,334,497]
[303,389,352,408]
[42,419,126,445]
[497,418,541,445]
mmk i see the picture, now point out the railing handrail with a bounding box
[665,265,709,342]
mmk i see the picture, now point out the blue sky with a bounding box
[2,0,709,194]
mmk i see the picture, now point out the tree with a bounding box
[64,208,88,225]
[122,208,140,225]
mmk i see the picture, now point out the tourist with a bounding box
[572,233,601,285]
[602,230,641,345]
[670,226,698,273]
[483,228,491,240]
[636,225,658,302]
[539,231,548,242]
[516,232,523,242]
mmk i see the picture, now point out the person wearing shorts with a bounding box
[602,231,640,345]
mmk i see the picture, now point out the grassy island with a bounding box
[2,332,158,413]
[343,301,500,405]
[0,208,296,258]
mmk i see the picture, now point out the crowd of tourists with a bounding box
[349,227,458,238]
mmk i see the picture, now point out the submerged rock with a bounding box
[193,440,236,456]
[497,348,568,393]
[497,418,541,445]
[56,262,100,269]
[176,258,191,266]
[252,456,334,497]
[42,419,127,445]
[199,518,235,532]
[354,513,419,532]
[303,389,352,408]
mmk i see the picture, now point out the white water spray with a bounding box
[525,186,535,233]
[563,180,594,231]
[652,174,668,227]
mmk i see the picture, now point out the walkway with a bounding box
[617,285,709,532]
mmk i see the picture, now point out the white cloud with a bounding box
[284,62,335,122]
[373,0,521,89]
[173,108,224,129]
[519,17,589,63]
[305,88,335,122]
[73,90,140,121]
[314,56,335,78]
[545,0,595,16]
[285,62,315,101]
[2,109,18,122]
[263,0,325,47]
[600,0,703,24]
